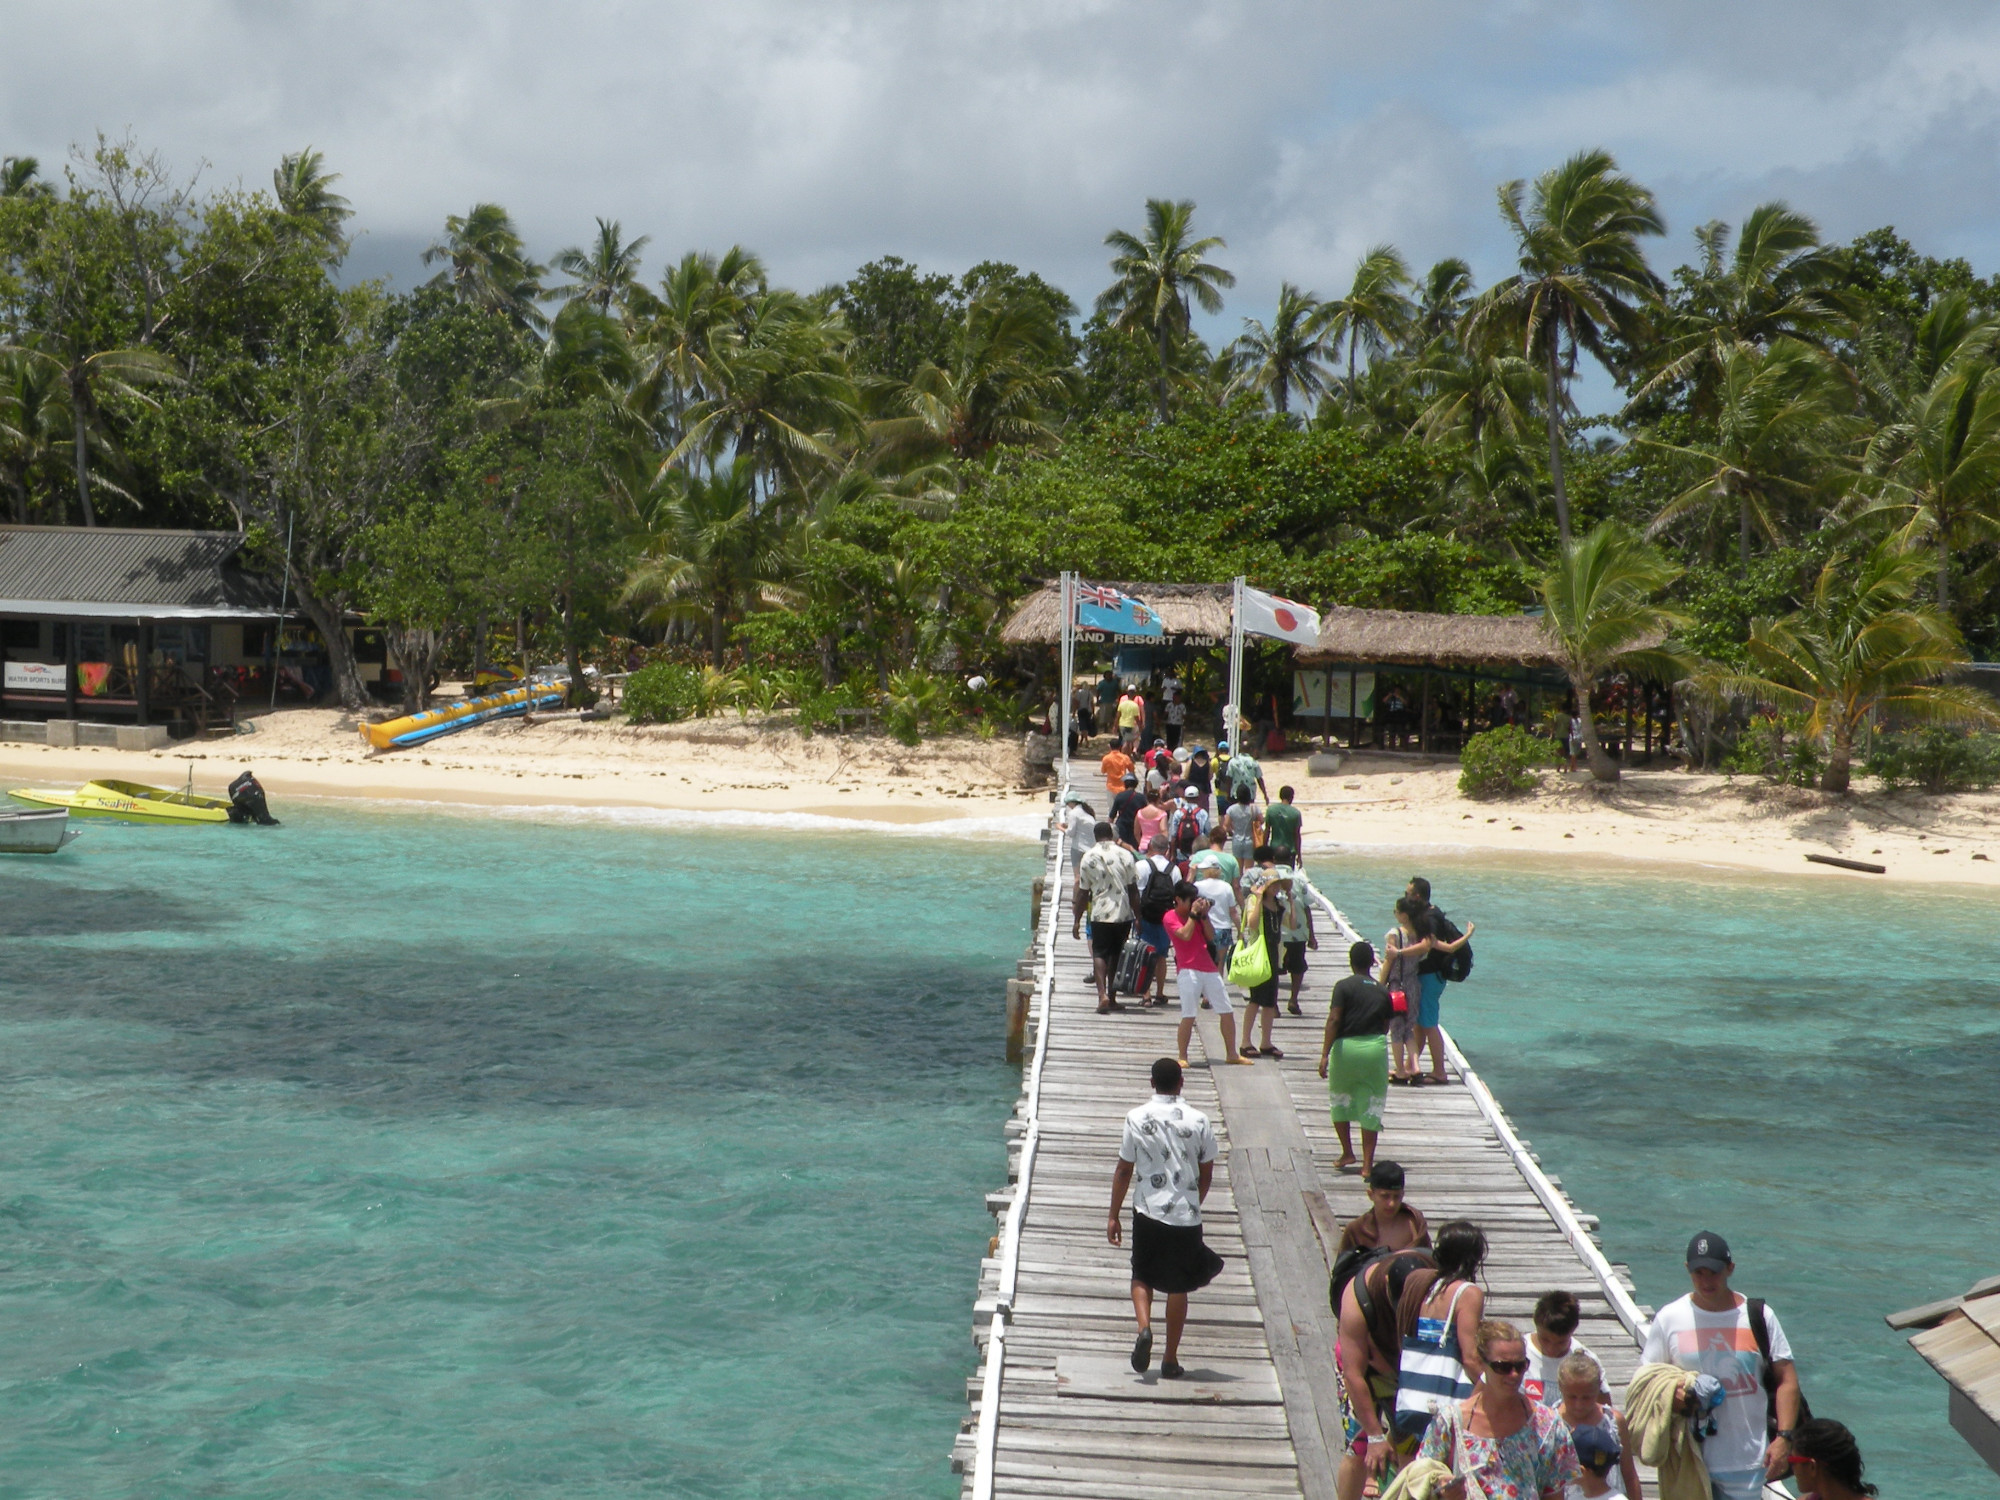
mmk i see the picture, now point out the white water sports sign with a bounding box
[3,662,65,691]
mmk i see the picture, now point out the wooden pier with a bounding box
[954,829,1655,1499]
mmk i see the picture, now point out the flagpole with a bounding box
[1058,572,1074,791]
[1227,576,1245,760]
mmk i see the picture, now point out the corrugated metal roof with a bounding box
[0,525,284,615]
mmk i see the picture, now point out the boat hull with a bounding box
[361,681,568,751]
[0,807,74,853]
[7,780,231,825]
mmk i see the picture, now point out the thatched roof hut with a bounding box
[999,581,1235,646]
[1299,606,1562,669]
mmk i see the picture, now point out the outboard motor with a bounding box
[227,770,280,826]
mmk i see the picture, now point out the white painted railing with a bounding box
[1301,879,1652,1344]
[968,797,1067,1500]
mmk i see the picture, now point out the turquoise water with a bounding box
[0,804,1038,1498]
[1321,850,2000,1496]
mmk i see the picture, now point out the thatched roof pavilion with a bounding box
[999,581,1235,646]
[1298,606,1561,669]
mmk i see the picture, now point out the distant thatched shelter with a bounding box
[1298,606,1561,669]
[999,581,1235,646]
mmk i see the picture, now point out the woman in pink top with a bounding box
[1134,787,1170,853]
[1164,882,1246,1069]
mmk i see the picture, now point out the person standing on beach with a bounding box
[1637,1231,1802,1500]
[1108,1056,1225,1380]
[1262,784,1304,865]
[1074,825,1138,1014]
[1320,943,1393,1177]
[1164,881,1246,1066]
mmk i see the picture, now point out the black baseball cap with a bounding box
[1685,1229,1732,1271]
[1366,1160,1405,1190]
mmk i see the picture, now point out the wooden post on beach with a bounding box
[1030,876,1045,934]
[1004,979,1030,1063]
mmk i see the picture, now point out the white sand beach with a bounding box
[6,709,2000,886]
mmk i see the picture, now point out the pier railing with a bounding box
[1302,880,1653,1343]
[967,803,1066,1500]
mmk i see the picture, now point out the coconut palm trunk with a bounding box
[1543,336,1570,545]
[68,384,96,526]
[1155,324,1173,423]
[1824,719,1859,796]
[1571,677,1620,781]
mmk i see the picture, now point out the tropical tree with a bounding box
[1412,257,1475,345]
[1227,282,1331,416]
[271,148,352,256]
[629,246,767,441]
[1640,339,1850,565]
[1631,203,1842,415]
[50,343,178,525]
[552,217,651,312]
[1539,520,1690,781]
[2,155,52,199]
[1413,345,1542,448]
[1474,149,1665,542]
[422,203,547,331]
[623,457,800,664]
[875,292,1073,464]
[1096,198,1234,422]
[0,347,70,520]
[1321,244,1413,385]
[1852,293,2000,608]
[1706,537,2000,792]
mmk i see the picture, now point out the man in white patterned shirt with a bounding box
[1107,1057,1224,1380]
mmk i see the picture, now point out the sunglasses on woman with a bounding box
[1486,1359,1531,1375]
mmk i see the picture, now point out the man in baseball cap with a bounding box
[1637,1231,1803,1500]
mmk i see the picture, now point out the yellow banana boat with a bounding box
[7,779,232,826]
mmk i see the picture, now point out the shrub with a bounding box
[1458,725,1559,799]
[1864,729,2000,794]
[1721,715,1824,788]
[622,662,703,724]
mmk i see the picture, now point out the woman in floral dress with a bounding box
[1421,1319,1579,1500]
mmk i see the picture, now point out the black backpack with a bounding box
[1136,862,1178,923]
[1747,1297,1809,1438]
[1328,1244,1393,1316]
[1432,911,1473,983]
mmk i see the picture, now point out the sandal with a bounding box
[1263,1046,1284,1060]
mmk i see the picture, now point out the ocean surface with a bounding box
[0,803,1039,1499]
[1318,849,2000,1497]
[4,802,1996,1497]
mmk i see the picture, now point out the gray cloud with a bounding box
[6,0,2000,329]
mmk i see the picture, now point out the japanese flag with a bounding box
[1238,585,1322,646]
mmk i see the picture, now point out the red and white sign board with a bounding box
[3,661,66,692]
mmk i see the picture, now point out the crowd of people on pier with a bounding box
[1063,783,1874,1499]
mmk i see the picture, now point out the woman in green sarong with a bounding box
[1318,940,1393,1176]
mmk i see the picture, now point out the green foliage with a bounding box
[1458,725,1560,798]
[731,610,824,671]
[1862,728,2000,794]
[1721,715,1826,787]
[623,661,704,723]
[1674,547,1819,666]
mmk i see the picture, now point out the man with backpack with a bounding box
[1132,837,1179,1008]
[1167,787,1209,869]
[1331,1244,1439,1500]
[1636,1231,1803,1500]
[1405,876,1474,1084]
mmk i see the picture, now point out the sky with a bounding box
[8,0,2000,355]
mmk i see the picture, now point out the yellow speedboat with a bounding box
[7,778,231,826]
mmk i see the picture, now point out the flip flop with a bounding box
[1263,1046,1284,1060]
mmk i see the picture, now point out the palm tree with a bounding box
[272,148,352,255]
[2,155,53,199]
[1639,339,1850,565]
[622,458,800,664]
[0,348,69,521]
[1852,293,2000,609]
[1228,283,1331,415]
[630,246,767,442]
[1412,258,1475,345]
[1706,538,2000,792]
[1096,198,1235,422]
[875,293,1074,464]
[1320,244,1414,385]
[1474,149,1665,543]
[1413,345,1542,448]
[1539,521,1690,781]
[1630,203,1842,415]
[49,345,178,526]
[552,218,651,312]
[422,203,547,331]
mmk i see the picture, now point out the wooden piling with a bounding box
[1029,876,1045,933]
[1003,979,1030,1064]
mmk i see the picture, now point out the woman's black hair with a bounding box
[1433,1220,1488,1282]
[1790,1419,1876,1496]
[1395,894,1426,920]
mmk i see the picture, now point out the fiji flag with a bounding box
[1074,582,1164,638]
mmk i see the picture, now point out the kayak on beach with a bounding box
[360,681,569,752]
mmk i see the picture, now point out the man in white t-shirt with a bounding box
[1108,1057,1222,1381]
[1635,1230,1801,1500]
[1523,1288,1593,1404]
